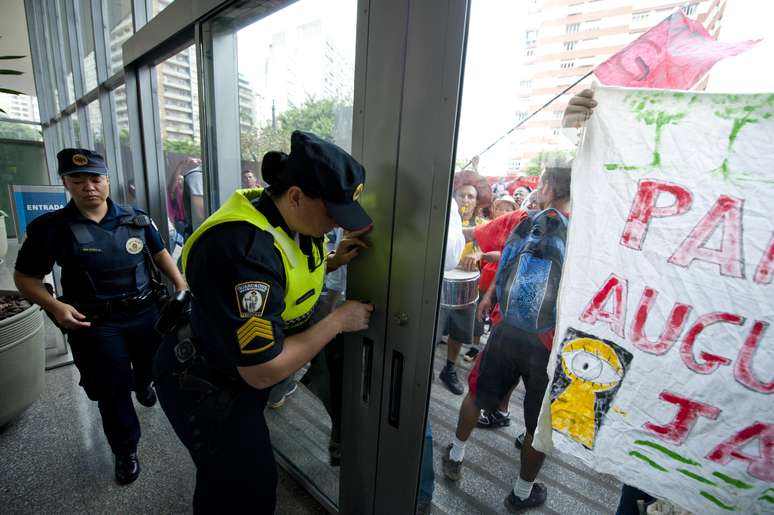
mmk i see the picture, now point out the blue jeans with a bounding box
[418,420,434,505]
[615,484,655,515]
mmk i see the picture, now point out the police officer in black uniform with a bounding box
[14,149,187,485]
[154,131,373,513]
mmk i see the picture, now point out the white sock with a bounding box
[450,437,466,462]
[512,477,534,500]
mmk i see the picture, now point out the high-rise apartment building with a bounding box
[505,0,726,174]
[0,93,40,122]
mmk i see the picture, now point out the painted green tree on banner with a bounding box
[624,91,698,168]
[711,94,774,181]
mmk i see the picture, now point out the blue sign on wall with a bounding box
[9,185,68,240]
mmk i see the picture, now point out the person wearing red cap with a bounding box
[153,131,374,513]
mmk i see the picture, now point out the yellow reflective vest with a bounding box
[182,188,325,328]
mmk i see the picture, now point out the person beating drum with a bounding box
[437,169,492,395]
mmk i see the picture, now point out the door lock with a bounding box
[393,312,409,326]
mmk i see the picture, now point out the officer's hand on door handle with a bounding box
[332,300,374,333]
[50,301,91,330]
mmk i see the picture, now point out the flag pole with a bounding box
[460,69,594,171]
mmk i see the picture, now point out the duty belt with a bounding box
[68,288,159,320]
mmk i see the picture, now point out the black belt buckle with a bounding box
[174,338,197,364]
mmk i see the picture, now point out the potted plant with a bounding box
[0,291,45,427]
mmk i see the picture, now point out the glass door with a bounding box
[198,1,362,510]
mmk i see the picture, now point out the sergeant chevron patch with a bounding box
[237,316,274,353]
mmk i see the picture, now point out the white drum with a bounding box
[440,269,480,309]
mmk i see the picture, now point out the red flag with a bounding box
[594,11,759,90]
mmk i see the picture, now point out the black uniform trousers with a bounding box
[155,338,277,515]
[67,304,160,456]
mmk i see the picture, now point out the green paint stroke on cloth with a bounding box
[700,491,736,511]
[634,440,701,466]
[712,471,753,490]
[629,451,668,472]
[677,468,716,486]
[605,163,639,171]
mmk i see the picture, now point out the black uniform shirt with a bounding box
[15,198,164,278]
[187,192,323,371]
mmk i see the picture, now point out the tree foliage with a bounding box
[240,96,347,161]
[524,149,576,176]
[163,138,201,156]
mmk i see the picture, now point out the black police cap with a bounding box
[286,131,372,231]
[57,148,109,177]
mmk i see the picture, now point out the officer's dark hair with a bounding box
[542,156,572,201]
[261,150,319,198]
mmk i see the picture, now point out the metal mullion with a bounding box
[35,0,59,121]
[64,0,86,99]
[69,0,89,97]
[76,104,90,148]
[104,70,126,91]
[138,64,168,243]
[45,0,70,111]
[50,0,73,107]
[24,0,52,124]
[82,98,95,150]
[91,0,110,85]
[124,67,148,210]
[42,126,60,184]
[99,88,123,200]
[132,0,149,31]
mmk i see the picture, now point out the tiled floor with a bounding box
[0,365,326,515]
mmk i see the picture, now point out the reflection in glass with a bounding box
[87,101,103,155]
[58,0,75,102]
[154,46,201,259]
[79,0,97,92]
[105,0,134,75]
[112,85,135,206]
[234,0,357,506]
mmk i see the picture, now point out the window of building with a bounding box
[682,3,698,16]
[632,12,649,23]
[564,40,577,51]
[526,48,535,57]
[525,30,538,45]
[519,80,532,89]
[566,22,580,34]
[516,111,528,120]
[552,110,564,119]
[560,60,575,69]
[584,19,600,32]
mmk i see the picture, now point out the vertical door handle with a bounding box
[361,338,373,406]
[388,350,404,428]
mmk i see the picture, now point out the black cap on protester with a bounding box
[57,148,109,177]
[286,131,371,231]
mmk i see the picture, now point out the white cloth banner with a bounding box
[534,86,774,514]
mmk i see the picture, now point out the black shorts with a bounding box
[438,303,475,343]
[473,324,550,435]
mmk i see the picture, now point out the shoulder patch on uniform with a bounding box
[235,281,270,318]
[237,316,275,353]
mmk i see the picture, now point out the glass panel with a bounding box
[154,46,201,257]
[79,0,98,91]
[59,0,76,102]
[105,0,134,74]
[422,1,774,514]
[0,138,49,237]
[0,119,43,142]
[232,0,357,506]
[88,100,103,155]
[0,94,41,123]
[151,0,172,18]
[112,84,136,206]
[67,113,81,147]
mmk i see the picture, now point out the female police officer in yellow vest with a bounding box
[154,131,373,514]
